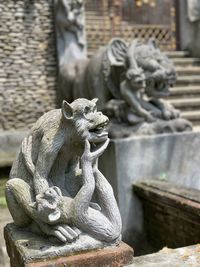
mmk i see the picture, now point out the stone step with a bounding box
[170,86,200,96]
[181,110,200,121]
[194,125,200,131]
[176,66,200,76]
[169,97,200,109]
[189,120,200,127]
[185,120,200,126]
[176,75,200,85]
[165,50,189,58]
[172,58,200,66]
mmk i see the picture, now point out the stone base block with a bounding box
[4,223,133,267]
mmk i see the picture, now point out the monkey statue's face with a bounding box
[62,98,109,145]
[126,67,146,90]
[36,186,62,223]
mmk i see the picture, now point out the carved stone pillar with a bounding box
[54,0,87,66]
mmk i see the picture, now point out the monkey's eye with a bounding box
[84,106,90,115]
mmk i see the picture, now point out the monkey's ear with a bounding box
[62,100,74,120]
[92,98,98,105]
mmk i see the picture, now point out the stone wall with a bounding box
[0,0,57,131]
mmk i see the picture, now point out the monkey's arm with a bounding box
[150,98,180,120]
[120,81,154,121]
[93,163,122,232]
[34,135,63,195]
[121,81,142,113]
[72,140,121,242]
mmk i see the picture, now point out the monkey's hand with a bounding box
[36,186,62,224]
[37,222,81,243]
[82,139,110,163]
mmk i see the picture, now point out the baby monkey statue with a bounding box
[5,98,122,245]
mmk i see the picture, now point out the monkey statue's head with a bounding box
[62,98,109,145]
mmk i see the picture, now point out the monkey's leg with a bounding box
[73,159,95,216]
[94,169,122,233]
[5,178,35,227]
[6,178,81,243]
[72,160,121,243]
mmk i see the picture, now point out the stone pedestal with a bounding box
[4,223,133,267]
[99,131,200,247]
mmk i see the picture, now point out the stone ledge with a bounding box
[128,245,200,267]
[4,223,133,267]
[99,131,200,247]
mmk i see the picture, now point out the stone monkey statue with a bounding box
[120,40,155,124]
[120,69,155,124]
[6,98,122,244]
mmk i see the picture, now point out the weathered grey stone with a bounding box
[99,131,200,246]
[4,224,133,267]
[55,0,87,65]
[5,99,122,248]
[4,223,118,262]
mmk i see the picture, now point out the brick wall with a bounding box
[0,0,57,131]
[133,180,200,250]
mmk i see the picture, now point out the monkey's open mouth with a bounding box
[89,120,109,141]
[89,121,108,134]
[155,81,170,95]
[147,80,170,98]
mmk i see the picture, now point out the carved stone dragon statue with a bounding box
[58,38,192,137]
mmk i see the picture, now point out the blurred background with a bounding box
[1,0,200,265]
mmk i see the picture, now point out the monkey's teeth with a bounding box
[97,126,103,130]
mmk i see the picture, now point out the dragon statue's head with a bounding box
[132,39,177,99]
[106,38,177,99]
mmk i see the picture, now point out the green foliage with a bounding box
[0,178,7,208]
[0,196,7,208]
[159,172,168,181]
